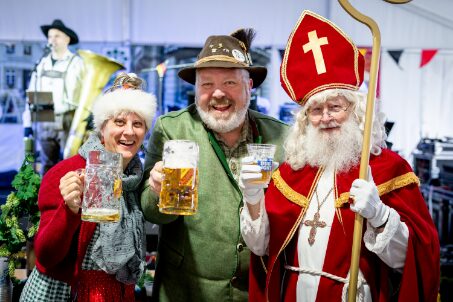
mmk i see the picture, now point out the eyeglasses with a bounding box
[306,103,351,120]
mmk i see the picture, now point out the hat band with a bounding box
[301,83,360,105]
[195,55,249,67]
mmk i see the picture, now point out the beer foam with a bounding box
[164,157,196,168]
[163,140,199,168]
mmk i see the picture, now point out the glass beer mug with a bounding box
[246,144,276,184]
[81,150,123,223]
[159,140,199,215]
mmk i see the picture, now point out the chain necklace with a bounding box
[303,186,334,245]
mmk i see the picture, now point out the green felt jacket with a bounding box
[141,104,288,301]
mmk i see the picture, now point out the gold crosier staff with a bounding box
[336,1,412,301]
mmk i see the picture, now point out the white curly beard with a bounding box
[196,98,250,134]
[302,118,363,172]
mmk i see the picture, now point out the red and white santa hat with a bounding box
[280,10,365,106]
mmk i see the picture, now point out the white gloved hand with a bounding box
[349,168,390,228]
[239,156,268,205]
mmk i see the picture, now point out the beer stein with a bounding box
[246,144,276,184]
[159,140,199,215]
[81,150,123,223]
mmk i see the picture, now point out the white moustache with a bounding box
[319,121,340,129]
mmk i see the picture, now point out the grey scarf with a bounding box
[78,133,146,284]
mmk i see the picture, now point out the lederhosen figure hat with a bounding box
[178,28,267,88]
[280,10,365,106]
[41,19,79,45]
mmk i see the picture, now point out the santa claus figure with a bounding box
[240,10,440,302]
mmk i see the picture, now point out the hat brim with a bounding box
[178,61,267,88]
[41,25,79,45]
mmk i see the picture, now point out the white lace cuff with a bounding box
[364,207,400,254]
[240,201,264,235]
[240,200,269,256]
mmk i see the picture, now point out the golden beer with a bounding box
[246,144,276,185]
[113,178,123,198]
[250,168,273,184]
[81,208,120,222]
[159,167,198,215]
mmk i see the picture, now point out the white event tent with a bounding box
[1,0,453,162]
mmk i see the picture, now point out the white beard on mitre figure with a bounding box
[296,117,363,172]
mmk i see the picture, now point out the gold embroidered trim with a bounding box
[377,172,420,196]
[334,172,419,206]
[281,11,305,101]
[307,167,323,204]
[267,168,323,299]
[313,11,362,89]
[333,170,344,226]
[336,192,350,208]
[353,47,360,87]
[266,207,306,299]
[195,55,249,67]
[301,83,358,105]
[265,171,419,300]
[274,171,419,214]
[260,256,267,274]
[272,170,309,207]
[273,168,350,210]
[336,207,346,235]
[281,10,362,106]
[273,171,419,210]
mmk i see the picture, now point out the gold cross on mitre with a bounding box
[303,30,329,74]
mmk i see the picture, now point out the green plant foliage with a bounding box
[0,154,41,282]
[137,270,154,288]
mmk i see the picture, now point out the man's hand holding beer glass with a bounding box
[149,161,164,194]
[150,140,199,216]
[240,143,277,220]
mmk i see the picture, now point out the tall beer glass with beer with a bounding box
[246,144,276,184]
[159,140,199,215]
[81,150,122,223]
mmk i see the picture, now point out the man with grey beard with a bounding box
[140,28,288,301]
[240,11,439,302]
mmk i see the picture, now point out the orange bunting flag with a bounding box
[156,62,167,77]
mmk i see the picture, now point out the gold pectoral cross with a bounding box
[304,211,326,245]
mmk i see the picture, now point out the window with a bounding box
[5,44,15,54]
[23,45,32,56]
[6,69,16,88]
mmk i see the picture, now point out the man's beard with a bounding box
[303,118,363,172]
[196,98,249,133]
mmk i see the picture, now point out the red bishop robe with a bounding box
[249,149,440,302]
